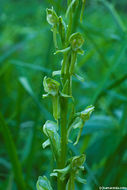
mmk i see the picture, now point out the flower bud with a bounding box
[46,8,58,26]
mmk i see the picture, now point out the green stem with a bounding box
[80,0,86,22]
[69,51,77,75]
[58,50,72,190]
[66,0,73,43]
[60,97,68,167]
[61,52,68,85]
[58,97,68,190]
[57,1,74,189]
[53,25,58,49]
[52,95,60,121]
[66,53,72,95]
[68,173,75,190]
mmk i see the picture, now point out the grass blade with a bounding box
[19,77,52,119]
[0,112,26,190]
[99,0,126,33]
[11,60,51,74]
[90,41,127,104]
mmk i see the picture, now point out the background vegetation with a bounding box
[0,0,127,189]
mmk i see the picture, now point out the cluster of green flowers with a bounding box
[36,1,94,190]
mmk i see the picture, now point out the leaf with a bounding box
[80,0,86,23]
[0,63,10,77]
[0,112,26,190]
[19,77,34,97]
[66,0,77,17]
[90,41,127,104]
[81,115,116,135]
[19,77,51,119]
[0,158,11,170]
[36,176,53,190]
[11,60,51,74]
[0,42,23,64]
[21,129,33,162]
[100,0,126,32]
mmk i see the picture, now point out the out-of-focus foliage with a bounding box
[0,0,127,189]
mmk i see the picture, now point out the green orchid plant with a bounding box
[36,1,94,190]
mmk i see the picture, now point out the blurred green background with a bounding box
[0,0,127,189]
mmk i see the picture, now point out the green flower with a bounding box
[51,154,86,182]
[43,77,60,120]
[81,105,95,122]
[43,76,60,96]
[69,32,84,51]
[71,154,86,171]
[43,120,60,161]
[46,8,58,26]
[68,105,94,145]
[36,176,53,190]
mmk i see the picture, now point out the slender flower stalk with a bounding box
[36,1,94,190]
